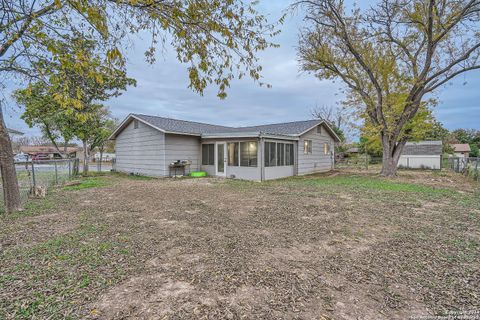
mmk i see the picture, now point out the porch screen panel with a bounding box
[228,142,239,166]
[285,144,294,165]
[240,141,258,167]
[265,142,276,167]
[277,143,285,166]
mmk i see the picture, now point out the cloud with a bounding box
[3,0,479,137]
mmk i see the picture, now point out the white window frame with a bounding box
[323,142,330,155]
[304,140,312,154]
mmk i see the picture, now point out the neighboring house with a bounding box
[93,152,116,162]
[109,114,341,181]
[346,147,359,154]
[19,146,81,159]
[452,144,471,159]
[398,141,443,170]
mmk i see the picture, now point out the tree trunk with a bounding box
[0,109,23,213]
[380,134,406,177]
[82,140,89,175]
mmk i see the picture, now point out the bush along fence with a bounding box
[0,158,80,211]
[335,155,383,170]
[446,157,480,182]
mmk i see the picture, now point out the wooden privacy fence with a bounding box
[0,158,80,212]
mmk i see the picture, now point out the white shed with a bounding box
[398,141,443,170]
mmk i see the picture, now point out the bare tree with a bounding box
[311,104,357,141]
[295,0,480,176]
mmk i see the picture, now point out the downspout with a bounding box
[294,139,299,176]
[260,135,265,182]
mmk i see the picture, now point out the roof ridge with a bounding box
[235,118,322,128]
[132,113,232,128]
[133,113,322,129]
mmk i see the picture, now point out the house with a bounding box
[93,152,116,162]
[398,141,443,169]
[452,144,471,159]
[19,146,81,159]
[109,114,341,181]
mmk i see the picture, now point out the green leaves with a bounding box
[14,33,133,154]
[2,1,279,99]
[296,0,479,164]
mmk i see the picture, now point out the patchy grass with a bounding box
[63,177,109,191]
[0,171,479,319]
[289,174,458,195]
[112,172,155,180]
[0,215,134,319]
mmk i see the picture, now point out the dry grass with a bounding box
[0,170,479,319]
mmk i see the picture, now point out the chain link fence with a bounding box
[335,155,383,170]
[0,159,80,212]
[446,157,480,181]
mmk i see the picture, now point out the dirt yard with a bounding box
[1,170,479,319]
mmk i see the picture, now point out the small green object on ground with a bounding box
[190,171,207,177]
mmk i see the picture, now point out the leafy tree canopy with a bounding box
[358,101,439,156]
[295,0,480,176]
[447,128,480,156]
[1,0,279,99]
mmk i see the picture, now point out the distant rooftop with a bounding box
[405,140,442,146]
[452,144,471,152]
[402,141,443,156]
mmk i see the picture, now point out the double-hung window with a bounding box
[201,144,215,165]
[304,140,312,154]
[323,142,330,155]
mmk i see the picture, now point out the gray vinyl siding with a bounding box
[164,134,202,173]
[297,125,334,175]
[115,120,166,176]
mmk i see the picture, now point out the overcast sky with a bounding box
[3,0,479,139]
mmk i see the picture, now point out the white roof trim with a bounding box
[297,120,342,142]
[109,114,168,140]
[164,130,201,137]
[201,132,299,141]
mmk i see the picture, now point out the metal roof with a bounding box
[402,141,443,156]
[110,114,341,141]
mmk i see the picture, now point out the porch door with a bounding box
[216,142,227,177]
